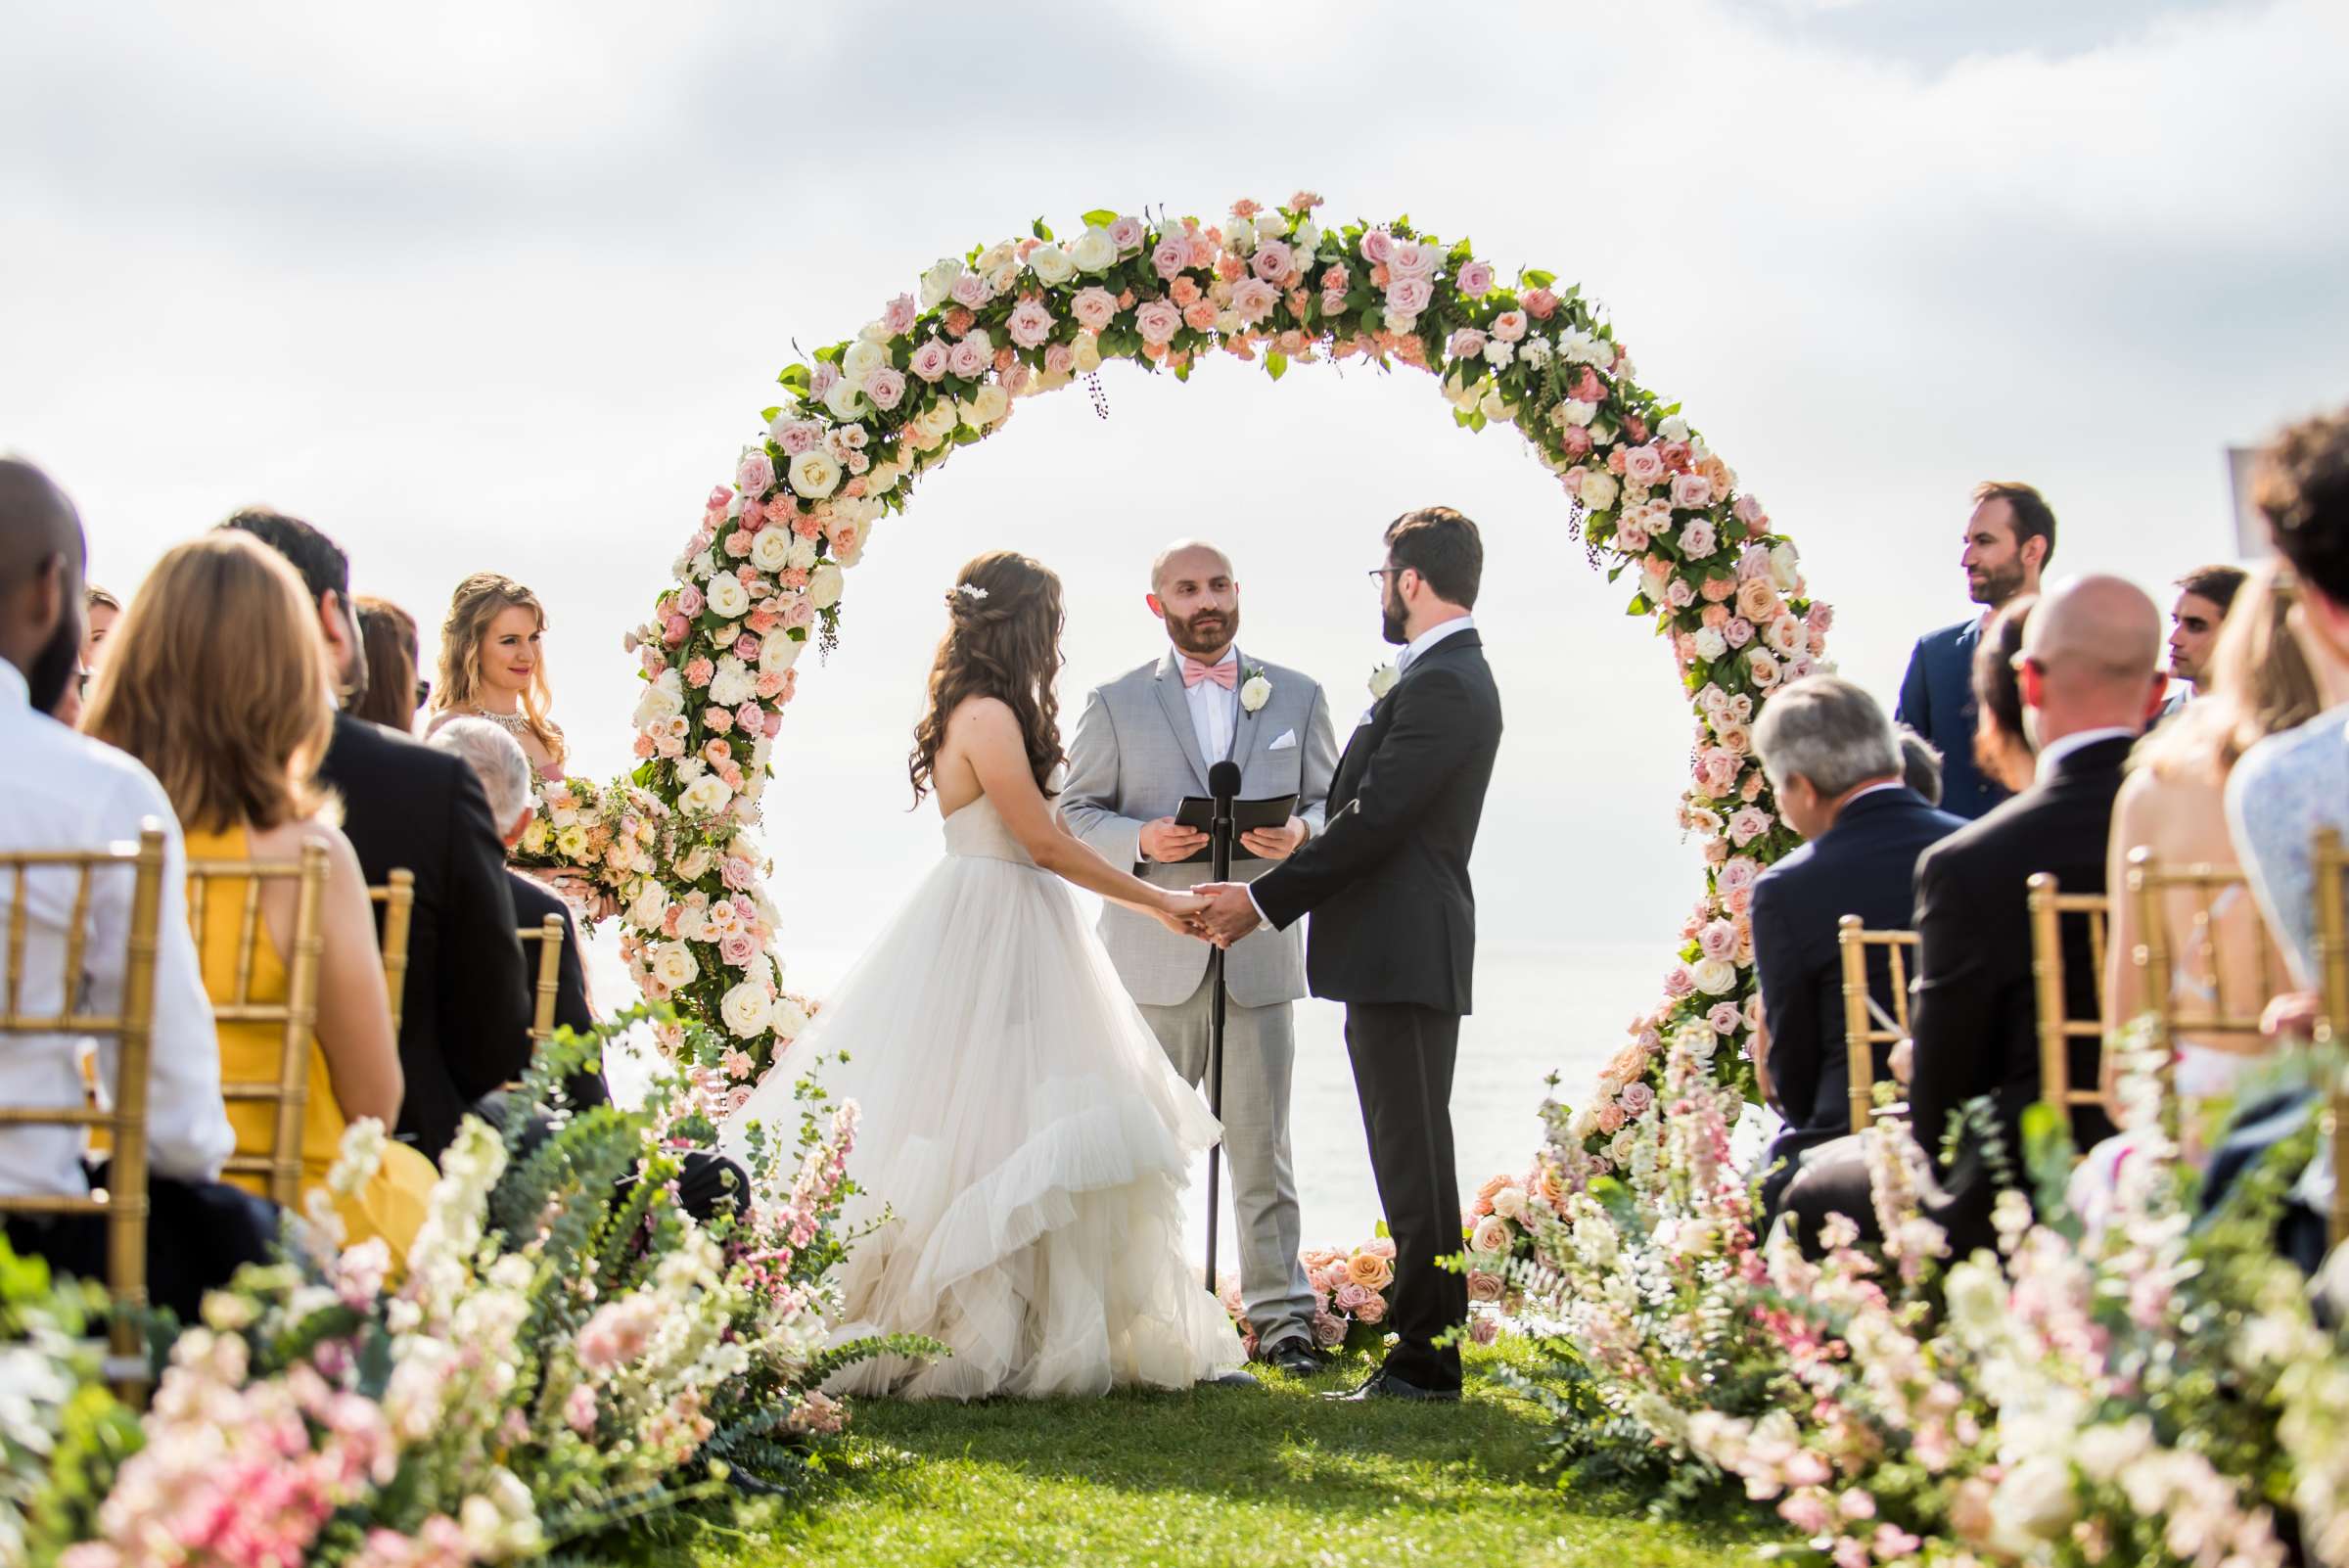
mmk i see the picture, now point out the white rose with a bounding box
[1071,334,1103,373]
[807,563,846,611]
[1224,215,1256,255]
[1658,415,1691,443]
[842,340,887,387]
[1239,674,1271,713]
[632,673,685,729]
[749,526,794,573]
[1292,219,1320,254]
[1690,956,1738,995]
[760,630,803,674]
[769,995,811,1038]
[1692,625,1727,662]
[788,449,842,499]
[719,981,771,1039]
[1558,398,1596,428]
[679,774,734,817]
[627,882,669,929]
[649,942,699,991]
[1492,1185,1527,1222]
[673,844,714,881]
[705,573,751,620]
[1443,371,1480,411]
[1768,541,1802,592]
[709,657,754,708]
[913,400,959,439]
[1029,244,1076,286]
[963,383,1009,426]
[1367,664,1399,700]
[1576,471,1619,512]
[919,258,962,310]
[1478,389,1515,425]
[820,376,867,422]
[1989,1455,2080,1549]
[1069,226,1118,273]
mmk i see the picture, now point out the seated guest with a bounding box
[82,583,120,670]
[86,533,438,1268]
[350,596,425,734]
[1968,596,2039,797]
[0,461,265,1319]
[219,510,530,1164]
[428,717,746,1223]
[2156,563,2248,725]
[1787,579,2161,1256]
[1896,726,1945,808]
[1748,677,1963,1219]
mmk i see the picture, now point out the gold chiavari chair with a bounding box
[0,825,167,1395]
[368,870,415,1036]
[517,914,566,1050]
[2310,826,2349,1249]
[187,844,330,1209]
[2026,873,2111,1135]
[2125,847,2290,1084]
[1836,917,1920,1132]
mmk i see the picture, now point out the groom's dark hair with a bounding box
[1385,506,1482,609]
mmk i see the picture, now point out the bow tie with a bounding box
[1181,657,1238,690]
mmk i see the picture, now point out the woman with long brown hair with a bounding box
[424,573,566,780]
[85,531,438,1267]
[722,550,1243,1400]
[349,595,424,733]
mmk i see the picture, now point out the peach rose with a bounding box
[1466,1270,1506,1303]
[1346,1250,1395,1291]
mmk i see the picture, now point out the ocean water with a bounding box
[593,928,1664,1272]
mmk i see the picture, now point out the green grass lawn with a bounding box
[707,1342,1766,1568]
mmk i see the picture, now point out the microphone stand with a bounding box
[1204,762,1238,1295]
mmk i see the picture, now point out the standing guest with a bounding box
[351,596,425,734]
[0,460,262,1319]
[1969,596,2039,797]
[1896,483,2057,819]
[425,574,567,782]
[1896,726,1945,808]
[2156,564,2249,725]
[82,583,119,669]
[219,510,530,1165]
[1748,677,1963,1220]
[85,532,437,1268]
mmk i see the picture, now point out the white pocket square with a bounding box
[1268,728,1297,751]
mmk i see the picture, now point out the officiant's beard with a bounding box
[1164,602,1238,660]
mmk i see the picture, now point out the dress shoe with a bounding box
[1205,1367,1261,1389]
[1320,1368,1460,1403]
[1257,1336,1326,1377]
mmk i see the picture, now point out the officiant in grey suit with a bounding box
[1061,540,1339,1377]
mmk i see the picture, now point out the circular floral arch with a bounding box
[556,194,1832,1145]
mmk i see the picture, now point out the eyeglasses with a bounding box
[1367,567,1404,583]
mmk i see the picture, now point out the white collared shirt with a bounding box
[2034,725,2139,786]
[1177,644,1240,765]
[0,661,234,1198]
[1396,614,1476,676]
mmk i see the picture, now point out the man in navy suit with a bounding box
[1748,676,1964,1219]
[1895,483,2056,819]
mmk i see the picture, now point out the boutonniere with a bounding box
[1239,663,1272,714]
[1367,663,1399,700]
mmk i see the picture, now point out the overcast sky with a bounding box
[6,0,2344,982]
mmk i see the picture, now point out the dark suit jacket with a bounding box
[1751,787,1965,1182]
[1908,733,2130,1249]
[317,713,530,1161]
[1251,627,1501,1014]
[505,870,604,1109]
[1895,617,2008,821]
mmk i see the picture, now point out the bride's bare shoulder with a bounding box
[944,694,1019,735]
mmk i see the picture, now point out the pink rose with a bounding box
[908,340,950,383]
[735,700,765,733]
[880,294,918,337]
[1385,275,1433,315]
[1595,1102,1627,1134]
[730,633,759,662]
[719,931,758,968]
[1707,1001,1742,1035]
[947,338,989,379]
[1312,1312,1347,1348]
[1133,300,1181,346]
[1523,286,1559,319]
[1622,445,1667,486]
[1333,1280,1374,1314]
[948,271,991,309]
[1071,286,1119,333]
[1664,965,1696,998]
[1152,236,1190,279]
[1229,277,1278,325]
[1681,520,1719,558]
[1454,258,1495,298]
[1666,579,1696,610]
[1250,239,1293,283]
[1699,919,1737,961]
[1005,298,1054,349]
[866,367,907,410]
[776,420,821,456]
[1560,425,1594,460]
[1807,603,1834,635]
[1619,1080,1656,1115]
[675,583,706,618]
[737,452,774,494]
[781,596,815,630]
[1466,1270,1505,1302]
[1107,214,1147,253]
[1732,492,1768,527]
[1360,228,1395,265]
[1571,366,1607,402]
[1447,327,1488,360]
[1491,310,1528,345]
[1043,342,1076,377]
[662,613,689,647]
[1671,472,1714,510]
[763,707,784,737]
[1728,805,1773,847]
[1725,617,1754,649]
[808,361,840,396]
[1386,239,1437,280]
[1470,1314,1499,1346]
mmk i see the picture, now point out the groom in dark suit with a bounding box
[1198,506,1503,1402]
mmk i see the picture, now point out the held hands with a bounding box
[1153,891,1216,940]
[1240,814,1309,860]
[1191,883,1264,948]
[1139,816,1210,863]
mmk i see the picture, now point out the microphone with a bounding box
[1207,761,1241,805]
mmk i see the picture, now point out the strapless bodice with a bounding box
[942,795,1036,866]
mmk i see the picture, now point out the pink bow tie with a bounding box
[1181,658,1238,690]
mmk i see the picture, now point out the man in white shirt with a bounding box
[0,459,265,1316]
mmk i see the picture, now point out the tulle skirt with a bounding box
[723,852,1244,1400]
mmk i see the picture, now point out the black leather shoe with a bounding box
[1320,1368,1461,1403]
[1257,1337,1325,1377]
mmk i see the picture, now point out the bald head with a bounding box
[1147,538,1242,661]
[1149,539,1235,594]
[0,458,87,709]
[2018,574,2166,747]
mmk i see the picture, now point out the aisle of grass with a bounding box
[707,1342,1764,1568]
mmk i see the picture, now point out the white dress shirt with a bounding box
[2034,725,2139,786]
[0,661,234,1198]
[1396,614,1476,675]
[1178,644,1241,764]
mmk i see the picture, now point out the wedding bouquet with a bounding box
[508,776,669,913]
[1221,1234,1400,1360]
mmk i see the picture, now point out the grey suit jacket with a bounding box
[1062,649,1339,1007]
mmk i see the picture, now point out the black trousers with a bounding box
[6,1167,279,1323]
[1344,1001,1466,1390]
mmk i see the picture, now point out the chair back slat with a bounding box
[2313,828,2349,1250]
[518,915,566,1049]
[189,847,331,1210]
[0,826,168,1399]
[2027,874,2112,1132]
[2127,849,2284,1057]
[1837,917,1920,1132]
[369,871,416,1038]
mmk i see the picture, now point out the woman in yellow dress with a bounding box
[85,532,438,1268]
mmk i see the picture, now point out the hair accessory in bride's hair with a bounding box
[954,582,990,602]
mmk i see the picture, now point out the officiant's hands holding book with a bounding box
[1239,815,1308,860]
[1139,816,1211,862]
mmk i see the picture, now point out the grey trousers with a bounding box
[1136,972,1316,1349]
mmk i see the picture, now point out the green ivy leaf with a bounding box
[1081,208,1117,229]
[1626,593,1653,617]
[759,405,781,423]
[777,364,811,392]
[1265,350,1288,382]
[1032,217,1054,241]
[1523,268,1557,290]
[1173,359,1192,383]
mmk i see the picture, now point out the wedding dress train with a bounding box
[721,794,1244,1399]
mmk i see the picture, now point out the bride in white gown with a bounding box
[723,550,1245,1400]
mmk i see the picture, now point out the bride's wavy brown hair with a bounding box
[909,551,1066,804]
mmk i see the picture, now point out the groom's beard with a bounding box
[1380,582,1408,646]
[26,611,82,717]
[1165,603,1238,659]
